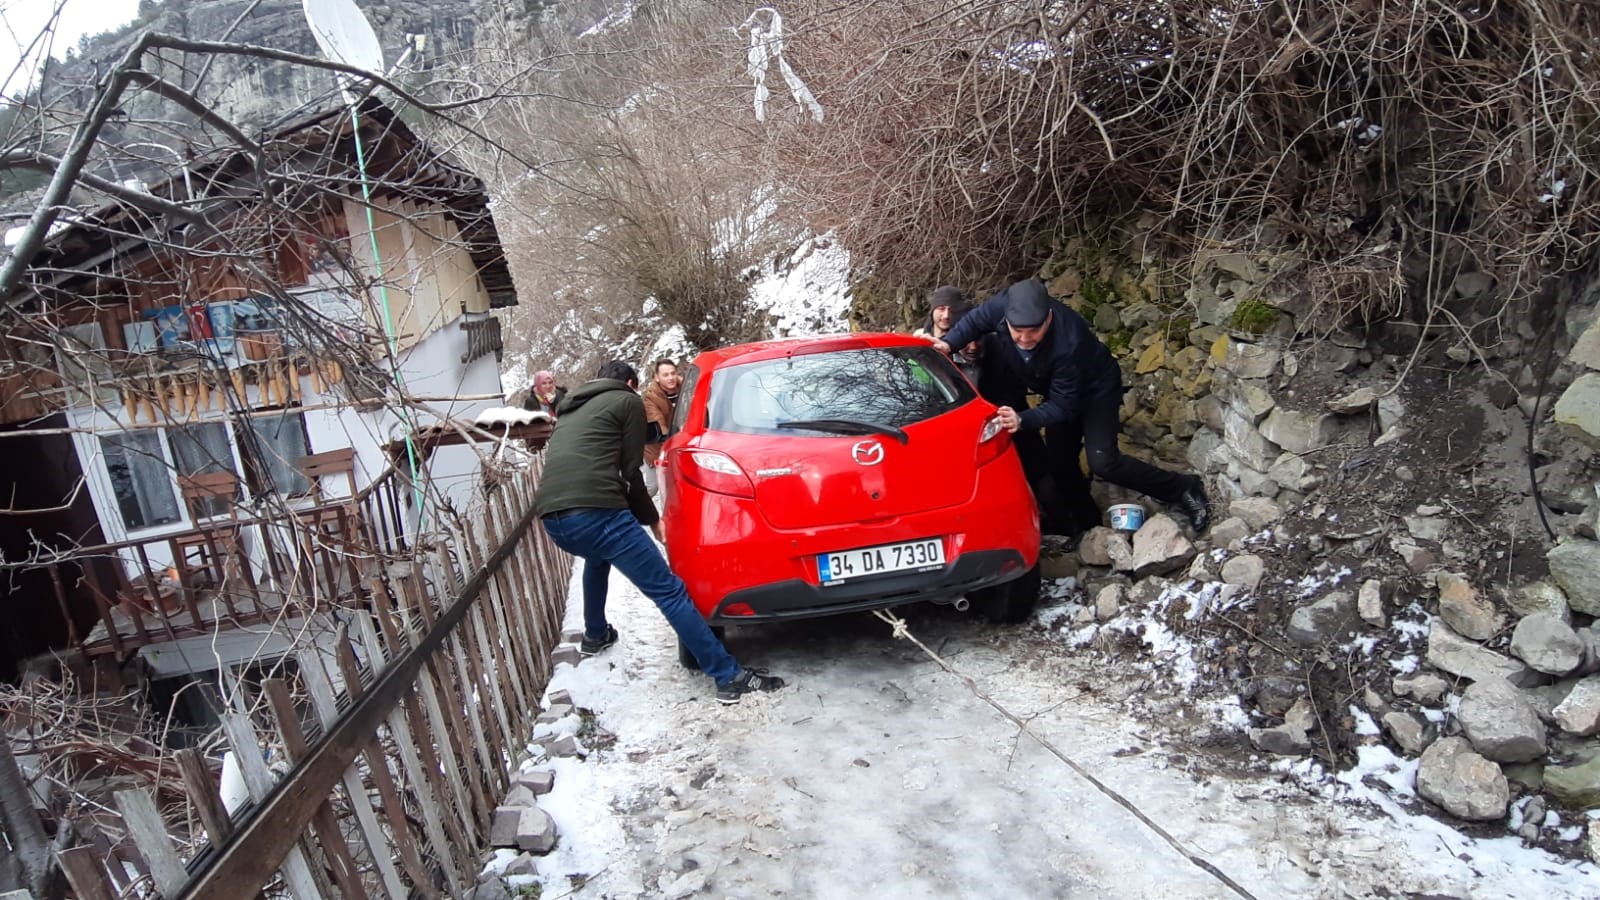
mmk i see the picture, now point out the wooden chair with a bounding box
[291,448,363,598]
[295,447,359,503]
[172,471,243,588]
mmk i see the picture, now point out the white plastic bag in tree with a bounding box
[741,7,824,123]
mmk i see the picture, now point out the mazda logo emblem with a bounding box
[851,440,884,466]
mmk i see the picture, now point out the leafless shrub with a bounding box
[713,0,1600,338]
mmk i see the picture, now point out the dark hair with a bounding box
[596,360,639,385]
[652,358,677,374]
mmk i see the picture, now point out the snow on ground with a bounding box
[501,567,1598,899]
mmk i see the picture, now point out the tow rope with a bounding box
[871,608,1260,900]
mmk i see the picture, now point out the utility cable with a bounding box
[346,105,428,531]
[871,608,1260,900]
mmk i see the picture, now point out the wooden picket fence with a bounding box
[18,462,574,899]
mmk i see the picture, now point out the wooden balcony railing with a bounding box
[10,461,417,661]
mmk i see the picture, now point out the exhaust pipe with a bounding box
[931,595,971,612]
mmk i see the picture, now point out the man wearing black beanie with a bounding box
[935,278,1211,535]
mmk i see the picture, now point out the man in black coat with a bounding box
[934,278,1210,534]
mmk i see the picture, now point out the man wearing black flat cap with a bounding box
[934,277,1211,535]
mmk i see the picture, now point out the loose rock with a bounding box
[1078,527,1115,566]
[1382,711,1432,755]
[514,806,558,853]
[1547,539,1600,616]
[1105,532,1135,572]
[1509,580,1572,622]
[1554,676,1600,736]
[1220,554,1265,590]
[1287,591,1358,645]
[1327,386,1378,414]
[1435,573,1501,641]
[1208,516,1253,548]
[513,769,556,796]
[1229,497,1284,530]
[1259,407,1336,454]
[1457,681,1547,762]
[1129,514,1195,577]
[1248,722,1311,755]
[1544,754,1600,809]
[1415,736,1510,821]
[1357,579,1387,627]
[1094,583,1123,622]
[1392,671,1450,705]
[1509,614,1585,676]
[1426,619,1540,688]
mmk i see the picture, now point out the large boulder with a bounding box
[1457,681,1547,762]
[1435,573,1501,641]
[1509,614,1585,676]
[1415,737,1509,821]
[1547,540,1600,616]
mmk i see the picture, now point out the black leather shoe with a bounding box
[1177,478,1211,532]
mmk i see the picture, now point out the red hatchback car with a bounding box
[659,333,1041,659]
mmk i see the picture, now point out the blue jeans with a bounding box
[541,508,740,685]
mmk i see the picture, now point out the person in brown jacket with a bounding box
[640,358,682,503]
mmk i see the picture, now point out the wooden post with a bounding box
[113,789,188,897]
[174,749,232,847]
[0,737,50,895]
[216,713,326,900]
[54,847,116,900]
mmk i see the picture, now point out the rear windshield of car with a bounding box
[706,346,977,435]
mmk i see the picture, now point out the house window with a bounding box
[56,322,113,406]
[101,431,182,530]
[169,422,238,518]
[239,413,311,496]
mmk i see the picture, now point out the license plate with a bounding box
[817,538,945,585]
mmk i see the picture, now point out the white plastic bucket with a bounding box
[1108,503,1146,532]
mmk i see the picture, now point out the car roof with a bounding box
[690,332,934,371]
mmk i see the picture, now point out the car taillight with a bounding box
[976,414,1010,464]
[678,449,755,499]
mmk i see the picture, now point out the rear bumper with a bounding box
[709,548,1031,623]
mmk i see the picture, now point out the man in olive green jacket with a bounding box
[533,360,785,704]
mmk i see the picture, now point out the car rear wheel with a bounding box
[971,564,1041,624]
[677,626,727,670]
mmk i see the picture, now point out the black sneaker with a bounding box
[1177,477,1212,532]
[715,667,785,704]
[579,625,619,657]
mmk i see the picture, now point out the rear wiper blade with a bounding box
[777,418,909,444]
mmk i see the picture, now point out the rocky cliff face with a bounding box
[13,0,486,196]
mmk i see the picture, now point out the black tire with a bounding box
[971,564,1042,624]
[677,626,726,670]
